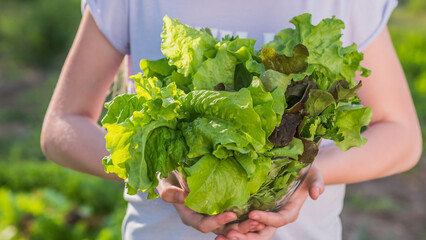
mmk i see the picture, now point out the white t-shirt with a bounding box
[81,1,397,239]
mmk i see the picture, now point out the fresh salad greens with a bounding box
[101,13,372,216]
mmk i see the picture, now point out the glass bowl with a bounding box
[226,160,312,222]
[174,158,312,222]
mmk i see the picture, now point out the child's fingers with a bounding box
[157,173,186,204]
[306,165,324,200]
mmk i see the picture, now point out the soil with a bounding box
[341,155,426,240]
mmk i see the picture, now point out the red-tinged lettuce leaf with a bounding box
[268,80,317,147]
[285,77,310,107]
[268,113,302,147]
[214,83,236,92]
[304,89,335,117]
[261,44,309,75]
[298,138,319,164]
[328,80,362,102]
[286,80,317,114]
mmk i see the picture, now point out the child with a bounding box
[41,0,422,239]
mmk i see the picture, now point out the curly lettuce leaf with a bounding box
[102,75,189,198]
[130,75,185,120]
[334,104,372,151]
[299,100,372,150]
[104,117,180,199]
[265,137,304,160]
[161,15,217,77]
[101,94,144,126]
[264,13,370,89]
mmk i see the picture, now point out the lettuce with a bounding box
[101,14,372,216]
[263,13,370,89]
[161,15,217,77]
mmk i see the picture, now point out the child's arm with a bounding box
[316,26,422,185]
[41,7,241,235]
[41,7,124,181]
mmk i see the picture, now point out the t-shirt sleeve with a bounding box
[347,0,397,51]
[81,0,130,54]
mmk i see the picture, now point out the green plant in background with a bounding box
[0,0,81,69]
[0,162,126,240]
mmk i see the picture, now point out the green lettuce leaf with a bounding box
[264,13,370,89]
[248,77,280,138]
[259,69,292,94]
[161,15,217,77]
[180,117,253,159]
[139,58,175,81]
[234,63,254,91]
[130,75,185,120]
[104,117,180,199]
[304,89,335,117]
[265,137,304,159]
[334,104,372,151]
[101,94,144,126]
[184,154,251,214]
[328,79,362,102]
[234,154,272,193]
[180,89,266,152]
[298,101,372,151]
[193,43,238,90]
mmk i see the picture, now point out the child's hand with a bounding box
[157,171,244,235]
[215,164,324,240]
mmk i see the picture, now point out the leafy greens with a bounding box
[101,13,372,216]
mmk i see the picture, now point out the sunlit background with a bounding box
[0,1,425,239]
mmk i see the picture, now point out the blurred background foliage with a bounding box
[0,0,424,239]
